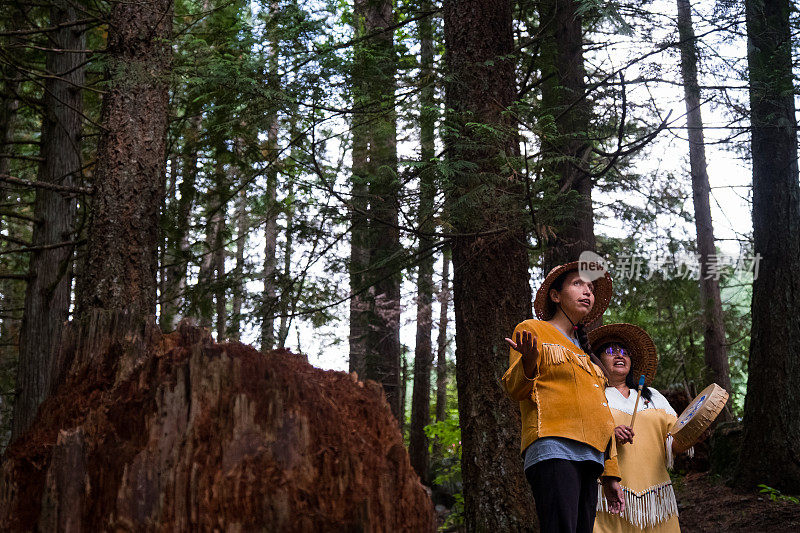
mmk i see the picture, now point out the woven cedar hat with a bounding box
[588,323,658,386]
[533,261,613,326]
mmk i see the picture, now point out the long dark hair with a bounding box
[625,365,653,402]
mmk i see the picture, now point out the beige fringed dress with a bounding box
[594,387,682,533]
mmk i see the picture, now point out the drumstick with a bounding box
[629,374,646,430]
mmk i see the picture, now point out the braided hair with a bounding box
[575,323,593,359]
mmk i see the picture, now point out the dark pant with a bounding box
[525,459,603,533]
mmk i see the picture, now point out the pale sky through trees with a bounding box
[217,0,764,372]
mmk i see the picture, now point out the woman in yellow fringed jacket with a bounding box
[502,261,625,533]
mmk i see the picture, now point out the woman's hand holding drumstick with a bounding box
[505,330,538,379]
[614,425,634,445]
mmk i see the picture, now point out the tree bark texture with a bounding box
[277,200,294,348]
[78,0,173,318]
[230,186,248,340]
[537,0,596,272]
[433,248,450,462]
[261,121,278,351]
[197,164,225,332]
[0,321,436,531]
[13,0,85,440]
[676,0,732,407]
[0,80,20,343]
[443,0,536,529]
[213,203,226,341]
[736,0,800,493]
[435,249,450,424]
[350,0,402,420]
[408,1,436,484]
[0,71,19,184]
[349,111,369,376]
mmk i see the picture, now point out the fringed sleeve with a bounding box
[501,322,539,401]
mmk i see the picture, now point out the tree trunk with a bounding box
[409,2,436,483]
[198,162,225,333]
[443,0,536,529]
[261,126,278,352]
[348,0,373,379]
[676,0,732,413]
[261,13,280,352]
[160,114,201,331]
[0,19,23,375]
[364,0,402,421]
[349,0,402,420]
[348,91,369,377]
[409,263,433,481]
[198,207,218,330]
[13,0,85,440]
[159,0,209,331]
[735,0,800,493]
[433,248,450,465]
[230,186,248,340]
[213,200,226,341]
[0,75,19,189]
[435,248,450,424]
[77,0,173,318]
[0,4,25,188]
[401,353,408,431]
[0,323,436,531]
[278,201,294,348]
[537,0,595,272]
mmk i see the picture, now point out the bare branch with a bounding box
[0,174,92,195]
[0,239,84,256]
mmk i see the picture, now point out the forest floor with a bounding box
[673,471,800,532]
[436,471,800,532]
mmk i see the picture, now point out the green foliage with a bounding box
[758,484,800,504]
[425,412,463,527]
[424,380,463,527]
[575,0,635,36]
[598,234,751,416]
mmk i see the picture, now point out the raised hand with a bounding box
[505,330,538,378]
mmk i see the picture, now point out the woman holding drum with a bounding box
[589,323,687,533]
[502,262,625,533]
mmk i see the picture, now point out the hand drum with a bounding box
[669,383,729,453]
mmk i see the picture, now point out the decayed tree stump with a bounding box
[0,317,435,531]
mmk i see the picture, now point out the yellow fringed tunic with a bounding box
[501,319,620,479]
[594,387,681,533]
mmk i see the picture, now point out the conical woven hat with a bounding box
[588,323,658,386]
[533,261,613,326]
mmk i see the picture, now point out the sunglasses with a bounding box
[603,346,629,357]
